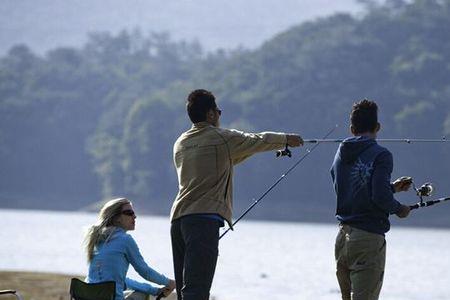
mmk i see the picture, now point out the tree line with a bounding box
[1,0,449,226]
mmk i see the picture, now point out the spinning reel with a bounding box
[276,144,292,158]
[413,181,434,204]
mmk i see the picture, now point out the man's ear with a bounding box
[375,122,381,133]
[350,125,356,135]
[206,109,214,121]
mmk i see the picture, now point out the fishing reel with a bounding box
[276,144,292,158]
[415,182,434,197]
[412,181,434,204]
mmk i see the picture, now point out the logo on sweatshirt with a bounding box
[350,158,374,194]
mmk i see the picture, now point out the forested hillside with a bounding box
[1,0,449,226]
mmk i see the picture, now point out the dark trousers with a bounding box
[171,216,220,300]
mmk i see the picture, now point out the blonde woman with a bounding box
[84,198,175,300]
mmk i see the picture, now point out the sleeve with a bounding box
[390,183,396,193]
[371,151,402,214]
[124,235,170,287]
[330,148,340,184]
[225,129,287,165]
[125,277,160,296]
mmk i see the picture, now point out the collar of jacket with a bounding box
[192,121,214,129]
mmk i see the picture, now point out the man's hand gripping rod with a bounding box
[219,125,338,239]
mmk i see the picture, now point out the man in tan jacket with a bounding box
[170,89,303,300]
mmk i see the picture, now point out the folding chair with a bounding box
[0,290,24,300]
[69,278,116,300]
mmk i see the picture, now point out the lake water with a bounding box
[1,209,449,300]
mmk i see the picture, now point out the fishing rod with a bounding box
[276,137,448,157]
[408,181,450,210]
[219,125,338,239]
[299,137,448,144]
[410,196,450,210]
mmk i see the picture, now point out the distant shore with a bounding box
[0,271,178,300]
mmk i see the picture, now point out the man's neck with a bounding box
[193,121,217,127]
[354,132,377,139]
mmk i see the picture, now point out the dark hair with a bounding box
[186,89,217,123]
[350,99,378,134]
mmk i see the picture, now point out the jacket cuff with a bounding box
[390,183,396,194]
[263,132,287,145]
[391,200,402,215]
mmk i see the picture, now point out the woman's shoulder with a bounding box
[113,230,140,254]
[104,228,134,245]
[114,228,133,239]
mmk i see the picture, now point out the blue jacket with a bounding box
[330,136,401,235]
[86,228,169,300]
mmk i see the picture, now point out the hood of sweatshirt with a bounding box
[339,136,377,164]
[97,226,123,243]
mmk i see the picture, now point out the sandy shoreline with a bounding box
[0,271,81,300]
[0,271,178,300]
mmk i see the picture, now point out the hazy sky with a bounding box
[0,0,363,55]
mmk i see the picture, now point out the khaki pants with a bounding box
[335,224,386,300]
[124,290,150,300]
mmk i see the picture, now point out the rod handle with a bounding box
[409,200,439,210]
[409,204,419,210]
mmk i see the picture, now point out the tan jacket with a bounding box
[170,122,287,226]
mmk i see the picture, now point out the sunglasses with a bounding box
[121,209,136,217]
[215,108,222,116]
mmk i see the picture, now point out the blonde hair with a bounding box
[83,198,131,262]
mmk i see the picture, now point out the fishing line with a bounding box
[219,125,338,239]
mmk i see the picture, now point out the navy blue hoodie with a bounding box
[330,136,401,235]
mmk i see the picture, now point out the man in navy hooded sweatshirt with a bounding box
[331,99,412,300]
